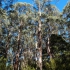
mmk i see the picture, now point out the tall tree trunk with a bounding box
[35,41,38,70]
[47,37,52,59]
[38,19,42,70]
[14,20,22,70]
[37,1,42,70]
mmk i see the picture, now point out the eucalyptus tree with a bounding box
[32,0,47,69]
[62,1,70,42]
[32,0,54,70]
[0,7,10,57]
[43,4,62,59]
[0,0,18,66]
[33,0,61,69]
[11,2,36,70]
[0,5,14,70]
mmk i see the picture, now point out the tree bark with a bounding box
[14,20,22,70]
[38,18,42,70]
[37,1,42,70]
[46,37,52,60]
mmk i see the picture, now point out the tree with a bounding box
[12,2,35,70]
[62,1,70,42]
[32,0,62,70]
[1,0,70,70]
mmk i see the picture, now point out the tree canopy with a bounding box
[0,0,70,70]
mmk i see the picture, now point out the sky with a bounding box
[17,0,68,12]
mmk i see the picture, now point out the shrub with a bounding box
[0,57,7,70]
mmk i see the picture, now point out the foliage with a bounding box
[43,34,70,70]
[21,65,35,70]
[43,59,56,70]
[43,53,70,70]
[0,0,70,70]
[6,65,13,70]
[62,1,70,42]
[0,57,7,70]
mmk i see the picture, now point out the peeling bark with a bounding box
[46,37,52,60]
[38,19,42,70]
